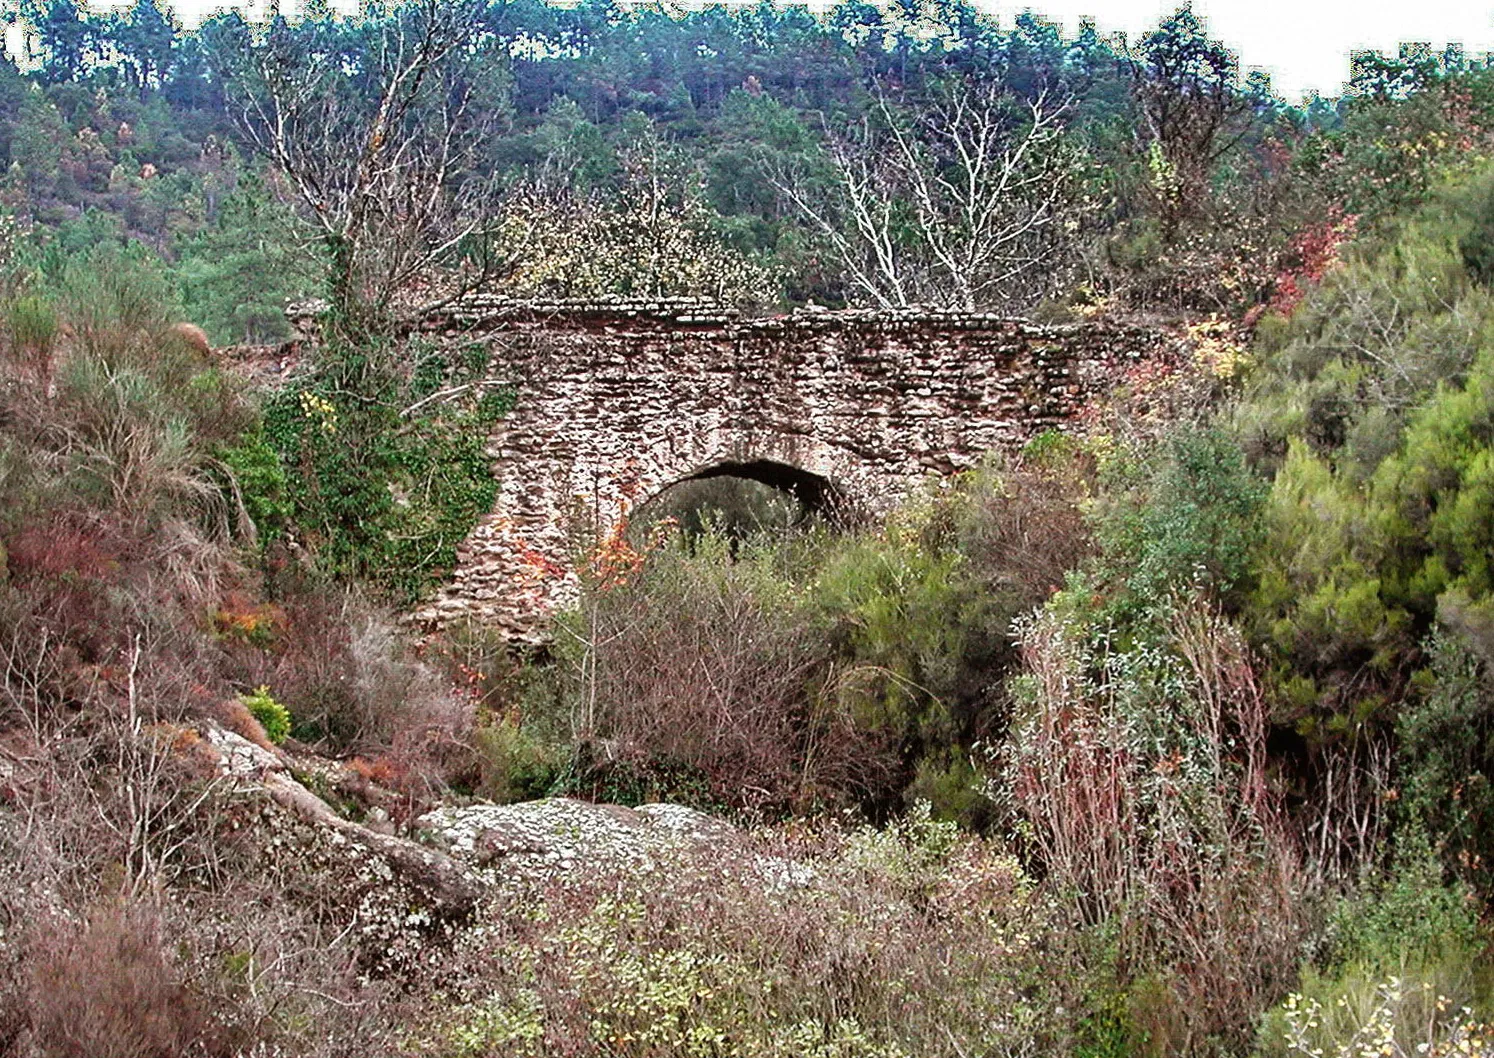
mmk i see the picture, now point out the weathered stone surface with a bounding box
[200,724,485,917]
[294,298,1183,637]
[415,797,740,879]
[414,796,817,890]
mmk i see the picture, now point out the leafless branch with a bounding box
[228,0,511,331]
[776,79,1079,311]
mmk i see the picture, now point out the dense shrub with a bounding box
[532,453,1096,819]
[556,530,864,812]
[1399,628,1494,892]
[1258,830,1492,1058]
[996,582,1312,1055]
[1094,426,1267,615]
[1235,169,1494,480]
[22,900,228,1058]
[242,684,292,745]
[1233,165,1494,758]
[255,335,512,604]
[1248,440,1413,733]
[420,821,1065,1058]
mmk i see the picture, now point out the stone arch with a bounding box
[576,430,888,558]
[400,301,1182,638]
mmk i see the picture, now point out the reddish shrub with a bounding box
[349,754,404,788]
[24,901,227,1058]
[212,698,275,751]
[211,591,284,646]
[166,322,211,360]
[5,517,121,583]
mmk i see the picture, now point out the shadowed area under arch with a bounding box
[683,460,843,515]
[628,461,843,544]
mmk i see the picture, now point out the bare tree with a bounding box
[778,79,1079,312]
[226,0,511,332]
[1125,7,1255,233]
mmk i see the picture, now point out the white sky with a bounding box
[77,0,1494,102]
[990,0,1494,100]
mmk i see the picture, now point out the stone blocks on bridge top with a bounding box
[387,299,1182,639]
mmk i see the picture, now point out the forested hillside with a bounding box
[3,0,1484,334]
[2,2,1494,1057]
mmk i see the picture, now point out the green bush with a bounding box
[1257,829,1491,1058]
[808,455,1092,817]
[6,294,57,358]
[259,334,511,603]
[242,685,292,745]
[216,427,291,545]
[475,714,563,804]
[176,174,319,345]
[1247,439,1413,734]
[1400,626,1494,891]
[1460,179,1494,286]
[811,530,966,772]
[1095,426,1266,616]
[1231,169,1494,740]
[1236,166,1494,480]
[844,799,963,904]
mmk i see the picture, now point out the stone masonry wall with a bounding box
[385,298,1183,639]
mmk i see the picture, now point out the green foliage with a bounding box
[6,294,57,356]
[1238,168,1494,479]
[257,336,511,603]
[0,0,1325,315]
[242,684,291,744]
[811,530,967,762]
[475,714,563,804]
[1236,166,1494,737]
[845,799,964,904]
[904,753,992,829]
[1325,825,1481,969]
[1248,440,1411,732]
[177,174,319,344]
[1272,977,1494,1058]
[806,456,1092,816]
[1258,830,1491,1058]
[1096,426,1266,615]
[1400,628,1494,891]
[1377,347,1494,607]
[215,428,290,545]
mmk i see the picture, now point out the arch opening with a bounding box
[628,460,844,544]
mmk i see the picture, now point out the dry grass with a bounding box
[1006,598,1315,1053]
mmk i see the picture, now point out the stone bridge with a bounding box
[388,298,1182,638]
